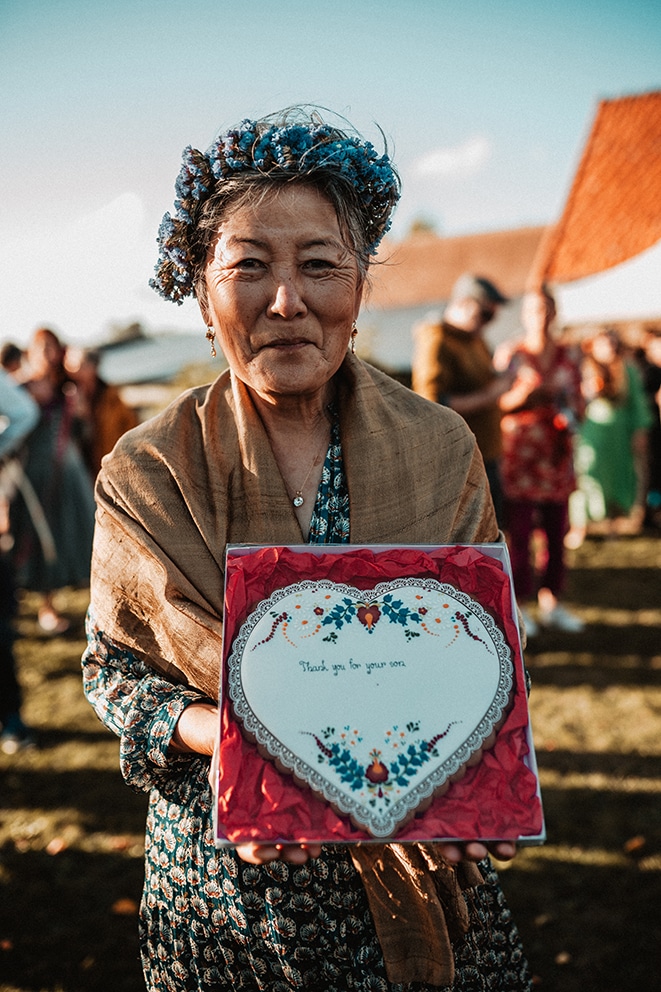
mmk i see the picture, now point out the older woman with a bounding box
[83,109,532,991]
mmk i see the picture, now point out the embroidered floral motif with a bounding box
[255,588,493,651]
[306,719,460,809]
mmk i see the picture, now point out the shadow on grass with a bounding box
[23,725,124,747]
[535,747,661,779]
[566,564,661,611]
[502,859,661,992]
[0,845,145,992]
[2,766,148,832]
[540,781,661,852]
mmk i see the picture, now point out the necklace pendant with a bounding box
[293,493,304,508]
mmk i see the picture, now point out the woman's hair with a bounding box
[27,327,68,389]
[150,106,401,305]
[524,283,556,314]
[582,327,625,401]
[0,341,23,371]
[539,283,556,307]
[30,326,63,354]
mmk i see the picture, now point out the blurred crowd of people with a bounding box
[412,275,661,638]
[0,326,137,752]
[2,294,660,749]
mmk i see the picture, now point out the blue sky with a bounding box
[1,0,660,344]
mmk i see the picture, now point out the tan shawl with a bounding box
[91,353,498,987]
[92,353,497,698]
[350,843,484,985]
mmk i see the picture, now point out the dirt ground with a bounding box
[1,531,660,992]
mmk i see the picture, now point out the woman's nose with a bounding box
[268,270,307,319]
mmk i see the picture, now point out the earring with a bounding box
[350,322,358,354]
[206,326,217,358]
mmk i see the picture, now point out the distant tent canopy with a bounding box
[530,90,661,288]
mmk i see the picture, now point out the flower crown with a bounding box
[150,115,400,304]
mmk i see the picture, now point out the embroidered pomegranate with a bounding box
[357,604,381,630]
[365,750,389,784]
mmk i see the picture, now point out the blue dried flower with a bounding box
[151,112,400,303]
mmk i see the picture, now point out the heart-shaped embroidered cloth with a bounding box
[227,577,513,837]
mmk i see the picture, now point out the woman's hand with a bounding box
[451,370,516,415]
[235,842,323,865]
[233,839,516,866]
[176,701,518,868]
[436,840,518,864]
[498,367,548,412]
[170,702,218,756]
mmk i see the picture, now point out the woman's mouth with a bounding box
[262,338,312,350]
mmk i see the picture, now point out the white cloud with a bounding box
[0,193,186,346]
[389,134,496,237]
[411,135,492,181]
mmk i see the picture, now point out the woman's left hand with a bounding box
[235,842,324,865]
[436,840,518,864]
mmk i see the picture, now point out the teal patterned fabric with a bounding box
[82,426,532,991]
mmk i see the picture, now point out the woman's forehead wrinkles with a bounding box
[217,233,345,252]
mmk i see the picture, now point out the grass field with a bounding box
[1,532,660,992]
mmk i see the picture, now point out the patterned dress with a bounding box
[11,391,96,592]
[83,415,532,992]
[500,343,583,505]
[576,359,652,519]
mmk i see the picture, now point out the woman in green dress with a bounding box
[575,328,652,534]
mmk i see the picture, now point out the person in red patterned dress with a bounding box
[496,286,585,636]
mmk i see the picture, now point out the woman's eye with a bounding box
[304,258,334,271]
[235,257,264,270]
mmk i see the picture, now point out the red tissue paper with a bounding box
[215,545,544,845]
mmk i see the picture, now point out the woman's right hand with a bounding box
[170,702,218,756]
[183,710,321,864]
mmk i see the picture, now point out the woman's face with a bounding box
[590,333,618,364]
[202,185,363,403]
[28,330,63,377]
[521,292,555,334]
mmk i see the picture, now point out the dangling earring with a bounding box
[350,322,358,354]
[206,326,217,358]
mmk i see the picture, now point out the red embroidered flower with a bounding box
[357,604,381,630]
[365,750,389,784]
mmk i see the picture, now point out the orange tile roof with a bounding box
[530,90,661,286]
[367,226,546,310]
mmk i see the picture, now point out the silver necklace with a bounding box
[292,454,321,507]
[286,405,333,508]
